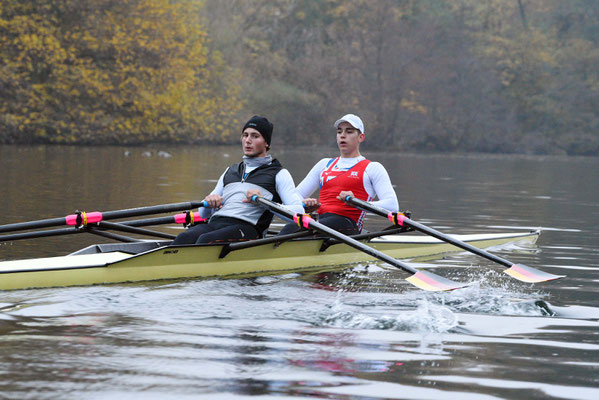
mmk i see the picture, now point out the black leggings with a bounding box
[171,217,260,245]
[278,213,360,236]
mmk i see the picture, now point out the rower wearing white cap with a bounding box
[279,114,399,235]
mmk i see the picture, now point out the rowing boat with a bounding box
[0,230,539,291]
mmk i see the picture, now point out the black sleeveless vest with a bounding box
[222,159,283,233]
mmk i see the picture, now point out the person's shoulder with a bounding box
[311,158,334,169]
[270,158,283,168]
[221,165,233,176]
[364,159,385,168]
[224,160,244,174]
[275,168,298,187]
[276,167,292,176]
[364,160,390,174]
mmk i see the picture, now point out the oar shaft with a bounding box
[0,211,207,242]
[121,212,206,227]
[348,196,564,284]
[0,201,208,234]
[251,196,468,291]
[309,216,419,274]
[85,227,141,243]
[0,227,82,241]
[402,218,511,267]
[346,196,512,268]
[93,201,208,221]
[0,217,69,234]
[97,221,175,240]
[252,196,418,274]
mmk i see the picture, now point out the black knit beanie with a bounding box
[242,116,273,146]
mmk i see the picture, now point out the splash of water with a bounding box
[320,297,458,333]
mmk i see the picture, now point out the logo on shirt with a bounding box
[350,171,359,178]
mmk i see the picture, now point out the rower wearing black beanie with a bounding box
[172,115,303,245]
[243,115,273,150]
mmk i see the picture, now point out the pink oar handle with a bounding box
[388,212,406,226]
[174,212,205,224]
[293,213,313,229]
[65,211,103,226]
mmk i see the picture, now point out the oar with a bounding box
[0,201,209,234]
[96,221,175,240]
[344,196,564,283]
[0,211,208,242]
[251,195,469,292]
[121,211,207,227]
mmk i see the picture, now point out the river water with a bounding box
[1,145,598,399]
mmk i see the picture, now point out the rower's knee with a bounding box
[195,233,214,244]
[171,230,198,245]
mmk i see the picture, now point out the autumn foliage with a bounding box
[0,0,242,144]
[1,0,598,155]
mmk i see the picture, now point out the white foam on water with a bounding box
[320,297,458,333]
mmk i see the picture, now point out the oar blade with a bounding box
[405,270,469,292]
[504,264,565,283]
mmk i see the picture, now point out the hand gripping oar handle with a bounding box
[344,196,565,283]
[0,201,209,233]
[251,195,468,291]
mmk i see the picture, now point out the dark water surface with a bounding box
[1,145,598,399]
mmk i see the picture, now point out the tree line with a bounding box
[1,0,598,155]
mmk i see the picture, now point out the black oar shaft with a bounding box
[121,212,206,228]
[0,222,175,242]
[122,216,180,227]
[405,219,511,267]
[0,201,207,234]
[252,196,418,274]
[93,201,207,221]
[344,196,565,283]
[97,221,175,240]
[0,227,82,242]
[0,217,69,233]
[346,197,512,267]
[308,216,419,274]
[85,228,141,243]
[0,211,207,242]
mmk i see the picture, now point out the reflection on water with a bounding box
[1,145,599,399]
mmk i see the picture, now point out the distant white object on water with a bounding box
[157,151,172,158]
[141,151,152,157]
[223,153,230,158]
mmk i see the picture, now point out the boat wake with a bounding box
[319,299,458,333]
[427,279,554,317]
[309,266,556,333]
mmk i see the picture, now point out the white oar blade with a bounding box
[504,264,565,283]
[405,270,469,292]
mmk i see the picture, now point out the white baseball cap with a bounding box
[334,114,364,134]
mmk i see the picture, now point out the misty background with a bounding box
[1,0,598,155]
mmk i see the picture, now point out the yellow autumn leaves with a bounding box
[0,0,242,144]
[2,0,598,154]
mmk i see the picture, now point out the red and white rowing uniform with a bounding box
[318,157,371,230]
[296,156,399,231]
